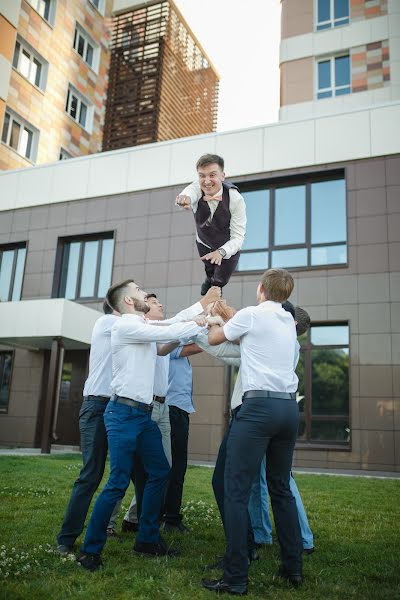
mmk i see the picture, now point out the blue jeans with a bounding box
[57,397,109,547]
[248,456,314,549]
[81,398,170,555]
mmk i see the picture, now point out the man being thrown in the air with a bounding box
[176,154,247,296]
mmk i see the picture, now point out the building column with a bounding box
[40,338,64,454]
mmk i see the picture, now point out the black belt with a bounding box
[112,395,153,413]
[153,395,165,404]
[85,395,110,402]
[243,391,296,400]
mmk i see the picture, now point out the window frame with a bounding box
[59,147,73,160]
[0,242,27,302]
[65,85,92,132]
[53,232,115,302]
[315,0,350,31]
[73,23,100,72]
[88,0,105,15]
[235,170,348,274]
[1,109,38,162]
[12,37,48,90]
[316,53,351,100]
[296,321,351,450]
[26,0,56,26]
[0,351,14,414]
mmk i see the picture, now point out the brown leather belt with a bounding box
[153,395,166,404]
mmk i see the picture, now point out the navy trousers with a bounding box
[223,396,303,584]
[81,398,170,555]
[57,397,108,547]
[196,241,240,288]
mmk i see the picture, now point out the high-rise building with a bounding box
[104,0,219,150]
[280,0,397,121]
[0,0,113,171]
[0,0,219,171]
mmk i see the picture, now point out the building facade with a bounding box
[0,0,219,171]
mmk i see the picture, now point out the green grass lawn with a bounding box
[0,455,399,600]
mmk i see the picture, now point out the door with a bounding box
[54,350,88,446]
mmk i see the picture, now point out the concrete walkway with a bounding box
[1,448,399,479]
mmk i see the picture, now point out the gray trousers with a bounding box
[108,401,171,529]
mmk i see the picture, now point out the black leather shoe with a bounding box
[121,519,139,533]
[303,547,315,555]
[133,538,180,557]
[56,544,74,556]
[201,278,212,296]
[77,553,103,572]
[201,578,247,595]
[278,565,303,587]
[248,548,259,563]
[163,521,190,534]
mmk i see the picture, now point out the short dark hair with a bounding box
[196,154,224,171]
[106,279,135,313]
[295,307,311,336]
[146,293,157,301]
[282,300,295,320]
[102,299,113,314]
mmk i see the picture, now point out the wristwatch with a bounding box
[218,247,227,258]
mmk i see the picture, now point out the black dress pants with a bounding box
[196,241,240,288]
[212,409,255,554]
[163,405,189,525]
[223,396,303,585]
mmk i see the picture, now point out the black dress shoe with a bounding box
[133,538,180,557]
[303,547,315,555]
[201,578,247,595]
[163,521,190,534]
[278,565,303,587]
[121,519,139,533]
[201,278,212,296]
[248,548,259,563]
[77,553,103,572]
[56,544,74,556]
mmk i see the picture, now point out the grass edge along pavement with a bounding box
[0,454,399,600]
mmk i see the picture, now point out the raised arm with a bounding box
[119,318,205,344]
[175,181,202,212]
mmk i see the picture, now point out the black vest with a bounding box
[194,181,239,250]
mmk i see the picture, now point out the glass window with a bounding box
[297,323,350,445]
[59,148,72,160]
[242,190,269,251]
[65,86,90,129]
[0,352,13,413]
[317,55,350,99]
[317,0,349,30]
[58,235,114,300]
[274,186,306,245]
[73,26,97,69]
[1,110,36,160]
[311,179,346,244]
[236,175,347,273]
[0,245,26,302]
[13,38,46,89]
[27,0,52,22]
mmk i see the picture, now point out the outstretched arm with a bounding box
[175,181,202,212]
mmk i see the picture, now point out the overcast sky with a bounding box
[174,0,282,132]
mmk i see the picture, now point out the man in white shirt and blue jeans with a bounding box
[203,268,303,595]
[77,280,206,571]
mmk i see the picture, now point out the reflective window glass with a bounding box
[64,242,80,299]
[311,420,350,442]
[311,179,346,244]
[271,248,307,269]
[237,251,268,272]
[318,0,330,22]
[334,0,349,19]
[311,244,347,266]
[318,60,331,90]
[335,55,350,87]
[11,248,26,301]
[311,325,349,346]
[311,348,349,415]
[80,240,99,297]
[242,190,269,250]
[0,251,14,302]
[97,239,114,297]
[0,353,13,413]
[274,186,306,245]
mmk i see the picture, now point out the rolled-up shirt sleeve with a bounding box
[223,307,253,342]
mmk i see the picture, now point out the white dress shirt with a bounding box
[178,181,246,259]
[83,314,119,398]
[223,301,298,394]
[153,354,170,397]
[111,314,204,404]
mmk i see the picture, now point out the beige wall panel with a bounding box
[280,58,314,106]
[281,0,313,39]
